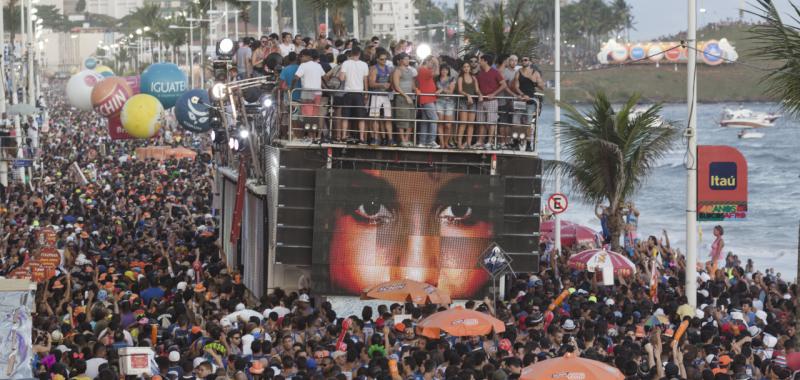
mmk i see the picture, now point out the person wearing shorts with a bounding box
[294,49,326,142]
[391,53,417,147]
[338,47,370,143]
[368,51,394,145]
[435,65,457,148]
[475,54,507,149]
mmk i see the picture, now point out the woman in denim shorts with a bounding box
[435,65,457,148]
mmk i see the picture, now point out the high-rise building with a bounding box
[85,0,144,19]
[369,0,417,42]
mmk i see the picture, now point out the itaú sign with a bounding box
[697,145,748,221]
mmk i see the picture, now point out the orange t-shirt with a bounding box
[417,67,437,105]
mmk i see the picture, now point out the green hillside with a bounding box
[543,22,778,103]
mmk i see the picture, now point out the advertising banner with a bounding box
[697,145,748,221]
[0,281,34,379]
[311,170,504,299]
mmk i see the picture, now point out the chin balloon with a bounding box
[91,77,134,117]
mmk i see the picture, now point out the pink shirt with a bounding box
[710,237,724,261]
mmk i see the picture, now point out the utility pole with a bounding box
[292,0,297,36]
[457,0,465,50]
[0,0,7,189]
[353,0,359,40]
[553,0,562,257]
[685,0,699,308]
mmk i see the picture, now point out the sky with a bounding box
[627,0,799,40]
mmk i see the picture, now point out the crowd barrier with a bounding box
[283,88,543,151]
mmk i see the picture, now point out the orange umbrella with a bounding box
[361,279,451,305]
[415,307,504,338]
[520,352,624,380]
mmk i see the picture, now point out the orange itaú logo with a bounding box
[377,283,407,292]
[450,318,480,326]
[550,372,586,380]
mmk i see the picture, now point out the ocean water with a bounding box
[535,102,800,279]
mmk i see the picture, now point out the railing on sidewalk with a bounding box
[283,88,543,152]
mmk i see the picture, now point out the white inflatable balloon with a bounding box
[66,70,104,111]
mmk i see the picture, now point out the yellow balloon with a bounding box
[94,65,114,77]
[120,94,164,138]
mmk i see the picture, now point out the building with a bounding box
[369,0,417,42]
[41,28,116,74]
[85,0,144,19]
[151,0,189,14]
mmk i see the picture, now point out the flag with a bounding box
[230,159,247,245]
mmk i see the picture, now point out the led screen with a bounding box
[312,169,504,299]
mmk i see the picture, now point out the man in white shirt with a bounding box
[279,32,295,57]
[85,343,109,379]
[293,49,326,141]
[337,47,370,143]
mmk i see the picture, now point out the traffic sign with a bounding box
[547,193,569,214]
[12,159,32,168]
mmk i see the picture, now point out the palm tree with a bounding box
[465,0,485,22]
[308,0,350,37]
[749,0,800,117]
[551,93,679,250]
[462,1,539,58]
[238,2,252,37]
[35,5,72,32]
[611,0,634,41]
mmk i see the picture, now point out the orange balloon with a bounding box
[91,77,133,117]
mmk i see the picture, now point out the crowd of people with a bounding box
[0,52,797,380]
[233,34,544,150]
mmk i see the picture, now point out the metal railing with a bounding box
[283,88,542,152]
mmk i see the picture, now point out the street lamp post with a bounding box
[170,23,196,88]
[136,28,143,70]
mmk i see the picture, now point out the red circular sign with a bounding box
[547,193,569,214]
[664,43,682,62]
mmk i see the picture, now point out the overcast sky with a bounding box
[626,0,798,39]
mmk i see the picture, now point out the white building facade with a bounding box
[85,0,144,19]
[369,0,417,42]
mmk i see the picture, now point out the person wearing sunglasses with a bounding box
[251,36,272,76]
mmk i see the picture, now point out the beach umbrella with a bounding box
[568,248,636,276]
[520,352,625,380]
[540,219,597,248]
[361,279,451,305]
[415,307,504,338]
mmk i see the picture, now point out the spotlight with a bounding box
[210,82,227,100]
[512,132,519,139]
[259,94,273,109]
[238,129,250,139]
[216,38,235,58]
[210,130,215,141]
[519,133,526,140]
[416,43,431,60]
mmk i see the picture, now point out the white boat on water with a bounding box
[738,130,764,139]
[720,108,780,129]
[630,106,670,128]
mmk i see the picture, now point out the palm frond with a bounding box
[549,92,679,210]
[747,0,800,117]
